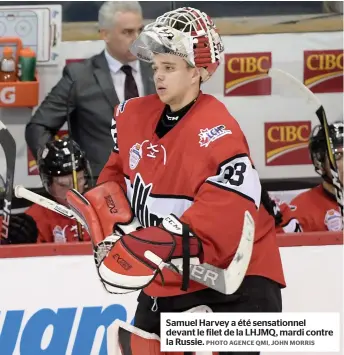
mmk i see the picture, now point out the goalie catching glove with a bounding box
[66,181,202,293]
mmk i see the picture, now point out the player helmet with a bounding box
[37,137,93,192]
[309,121,343,181]
[130,7,224,83]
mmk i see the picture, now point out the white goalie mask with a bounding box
[130,7,224,83]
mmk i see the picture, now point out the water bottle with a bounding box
[18,48,36,81]
[1,47,16,82]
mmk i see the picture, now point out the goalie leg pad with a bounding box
[107,317,214,355]
[107,319,161,355]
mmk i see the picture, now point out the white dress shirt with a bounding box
[104,49,144,102]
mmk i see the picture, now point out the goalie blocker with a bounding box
[66,181,203,294]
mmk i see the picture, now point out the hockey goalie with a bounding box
[66,6,286,355]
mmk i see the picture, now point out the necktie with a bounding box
[121,65,139,100]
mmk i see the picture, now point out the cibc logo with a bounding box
[0,86,15,104]
[224,52,272,96]
[265,121,312,166]
[304,50,343,93]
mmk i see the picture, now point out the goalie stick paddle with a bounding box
[0,121,16,244]
[14,185,86,226]
[145,210,255,295]
[266,68,343,220]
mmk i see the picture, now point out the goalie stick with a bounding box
[267,68,343,220]
[0,121,16,243]
[14,185,85,226]
[66,81,83,241]
[15,183,255,295]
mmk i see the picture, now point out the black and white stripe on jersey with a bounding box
[111,117,119,153]
[205,153,261,209]
[124,174,193,228]
[123,153,260,228]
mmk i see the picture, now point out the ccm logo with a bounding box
[165,216,182,231]
[0,87,15,104]
[112,253,132,270]
[104,195,118,214]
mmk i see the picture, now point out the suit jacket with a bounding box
[25,51,155,178]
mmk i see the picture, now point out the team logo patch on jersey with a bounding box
[324,209,342,231]
[129,143,142,170]
[116,99,130,116]
[116,98,138,117]
[145,141,167,165]
[130,140,167,167]
[199,125,232,147]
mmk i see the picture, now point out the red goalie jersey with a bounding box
[98,93,286,297]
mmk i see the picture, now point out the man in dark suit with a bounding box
[25,1,155,179]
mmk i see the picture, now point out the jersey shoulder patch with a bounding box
[198,124,232,148]
[115,98,135,117]
[115,95,157,118]
[195,98,241,149]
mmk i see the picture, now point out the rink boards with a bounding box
[0,231,342,355]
